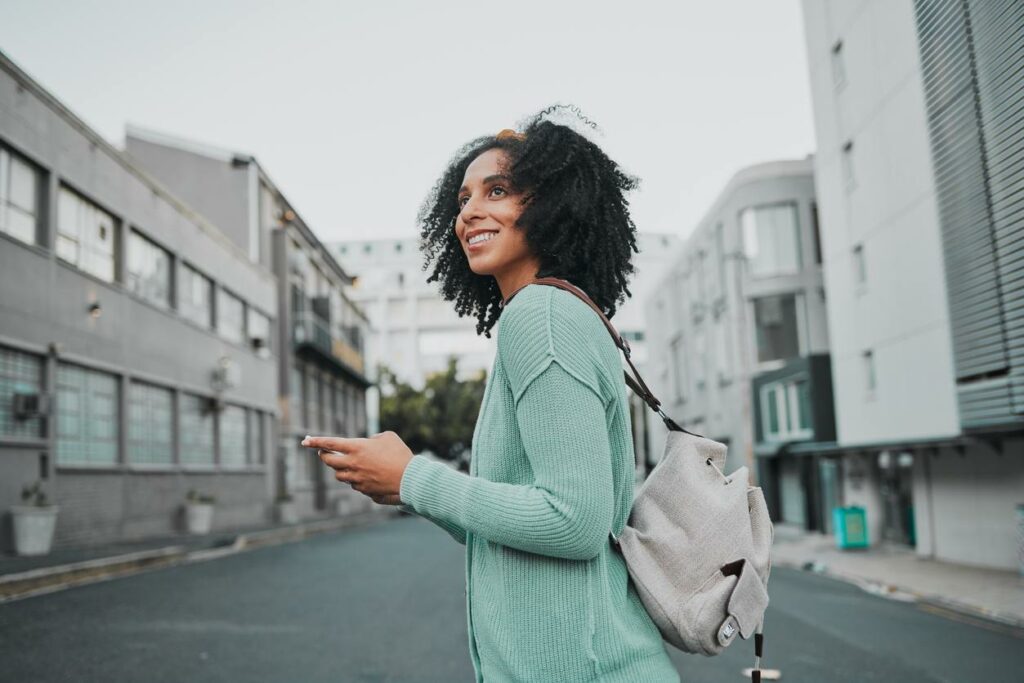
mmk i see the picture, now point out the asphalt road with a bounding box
[1,514,1021,682]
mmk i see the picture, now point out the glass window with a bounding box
[57,186,117,282]
[754,294,799,362]
[761,378,813,441]
[179,393,215,465]
[216,288,246,344]
[741,203,802,278]
[56,363,118,465]
[218,404,247,468]
[127,230,172,308]
[0,147,41,245]
[0,346,44,439]
[127,381,173,465]
[248,410,264,465]
[248,308,272,355]
[179,263,213,329]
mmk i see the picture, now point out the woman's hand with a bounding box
[301,432,414,502]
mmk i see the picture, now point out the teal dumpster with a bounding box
[833,506,868,549]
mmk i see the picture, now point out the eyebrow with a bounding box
[458,174,512,195]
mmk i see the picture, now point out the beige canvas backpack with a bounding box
[502,277,774,683]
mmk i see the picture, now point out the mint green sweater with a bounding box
[399,284,680,682]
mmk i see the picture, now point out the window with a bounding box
[179,394,215,465]
[0,147,41,245]
[753,294,800,362]
[218,404,247,468]
[248,308,272,356]
[290,364,304,429]
[841,141,856,190]
[305,366,320,432]
[249,410,265,465]
[56,363,118,465]
[831,40,846,89]
[57,186,117,282]
[216,288,246,344]
[811,203,823,265]
[127,231,172,308]
[741,203,802,277]
[127,381,173,465]
[852,243,867,287]
[761,378,813,441]
[0,346,44,439]
[179,263,213,329]
[863,350,876,395]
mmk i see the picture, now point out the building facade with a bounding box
[0,51,278,549]
[643,159,832,526]
[801,0,1024,569]
[125,128,373,520]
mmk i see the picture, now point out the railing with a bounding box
[293,312,365,375]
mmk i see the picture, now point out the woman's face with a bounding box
[455,148,537,283]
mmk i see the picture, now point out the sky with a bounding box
[0,0,816,243]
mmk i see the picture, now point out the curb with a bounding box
[0,508,401,604]
[773,558,1024,632]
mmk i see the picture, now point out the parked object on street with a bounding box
[504,277,774,682]
[833,506,869,550]
[184,490,215,535]
[274,494,298,525]
[10,482,60,556]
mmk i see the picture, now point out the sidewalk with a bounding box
[0,507,403,603]
[772,525,1024,628]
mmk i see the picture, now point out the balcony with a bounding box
[293,311,368,384]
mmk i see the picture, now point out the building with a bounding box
[643,158,833,527]
[331,231,681,463]
[801,0,1024,569]
[0,50,277,548]
[125,128,373,520]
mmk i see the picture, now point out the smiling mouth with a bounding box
[467,232,498,247]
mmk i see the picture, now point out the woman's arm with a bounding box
[399,358,614,561]
[398,503,468,546]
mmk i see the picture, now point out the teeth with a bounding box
[468,232,496,245]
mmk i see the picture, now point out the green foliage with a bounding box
[20,481,49,507]
[378,356,486,471]
[185,489,216,505]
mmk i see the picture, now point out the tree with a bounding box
[378,356,486,472]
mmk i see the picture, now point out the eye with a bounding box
[458,195,469,208]
[490,186,507,198]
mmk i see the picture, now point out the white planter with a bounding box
[274,501,298,524]
[185,502,214,535]
[11,505,60,556]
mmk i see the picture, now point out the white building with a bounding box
[642,160,828,522]
[801,0,1024,570]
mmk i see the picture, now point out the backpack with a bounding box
[502,277,773,683]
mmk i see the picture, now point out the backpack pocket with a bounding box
[675,557,770,656]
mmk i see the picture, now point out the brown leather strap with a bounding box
[501,277,700,436]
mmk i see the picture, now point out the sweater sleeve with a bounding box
[398,290,615,561]
[398,503,467,545]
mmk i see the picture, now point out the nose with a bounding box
[459,192,486,228]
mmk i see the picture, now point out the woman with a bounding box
[302,105,680,682]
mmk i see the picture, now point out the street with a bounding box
[1,515,1021,683]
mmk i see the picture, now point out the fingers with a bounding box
[318,448,355,471]
[301,435,364,452]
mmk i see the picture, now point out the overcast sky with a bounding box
[0,0,815,243]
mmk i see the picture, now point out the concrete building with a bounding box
[0,50,277,549]
[124,128,373,520]
[801,0,1024,569]
[330,231,680,467]
[643,159,832,524]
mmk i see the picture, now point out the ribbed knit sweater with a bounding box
[399,283,680,682]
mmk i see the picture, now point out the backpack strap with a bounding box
[501,277,702,437]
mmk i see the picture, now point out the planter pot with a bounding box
[274,501,298,524]
[11,505,60,556]
[185,502,214,535]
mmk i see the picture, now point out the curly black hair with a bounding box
[417,104,641,339]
